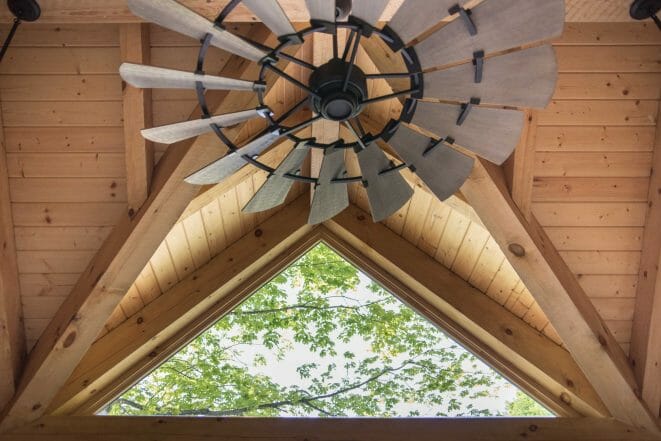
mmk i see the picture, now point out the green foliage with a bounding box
[105,243,549,417]
[506,392,552,416]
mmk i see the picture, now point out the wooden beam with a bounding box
[48,196,313,416]
[2,416,658,441]
[630,100,661,419]
[458,159,660,433]
[0,102,25,411]
[0,1,638,23]
[510,110,538,221]
[0,25,280,432]
[119,23,153,215]
[323,206,607,418]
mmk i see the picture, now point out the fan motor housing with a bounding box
[309,58,368,122]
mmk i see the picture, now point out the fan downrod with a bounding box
[629,0,661,29]
[309,58,368,122]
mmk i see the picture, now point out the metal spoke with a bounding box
[366,72,421,79]
[343,121,366,151]
[361,88,417,106]
[341,32,361,92]
[264,63,319,98]
[342,30,355,61]
[275,96,310,125]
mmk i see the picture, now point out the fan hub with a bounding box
[309,58,367,122]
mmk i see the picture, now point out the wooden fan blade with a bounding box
[185,131,282,185]
[388,125,474,201]
[127,0,265,62]
[309,147,349,225]
[305,0,336,22]
[410,101,524,165]
[415,0,564,69]
[243,141,311,213]
[243,0,296,38]
[120,63,257,91]
[351,0,390,26]
[356,143,413,222]
[388,0,468,45]
[141,109,262,144]
[424,45,557,108]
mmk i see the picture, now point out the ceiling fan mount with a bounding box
[309,58,368,122]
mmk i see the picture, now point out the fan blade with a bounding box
[309,147,349,224]
[243,0,296,38]
[127,0,265,62]
[142,109,263,144]
[424,45,557,108]
[388,0,468,45]
[305,0,336,22]
[351,0,390,27]
[388,125,474,201]
[356,143,413,222]
[410,101,524,165]
[243,141,310,213]
[120,63,257,91]
[415,0,564,69]
[185,131,282,185]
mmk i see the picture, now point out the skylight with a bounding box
[103,243,551,417]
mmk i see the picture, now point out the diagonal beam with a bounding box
[119,23,153,215]
[0,100,26,411]
[459,159,660,432]
[324,205,607,417]
[48,196,312,416]
[629,100,661,419]
[0,25,282,432]
[2,416,659,441]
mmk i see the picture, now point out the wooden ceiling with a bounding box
[0,0,660,438]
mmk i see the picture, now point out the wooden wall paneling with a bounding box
[535,126,656,152]
[49,196,312,416]
[325,206,607,417]
[120,23,153,215]
[0,99,26,411]
[460,159,659,432]
[630,99,661,419]
[0,25,282,431]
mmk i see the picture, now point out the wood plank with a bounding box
[2,102,123,127]
[16,251,96,274]
[326,206,607,417]
[3,417,659,441]
[6,153,125,178]
[14,227,112,251]
[11,203,125,227]
[0,75,122,102]
[50,196,312,415]
[459,159,659,432]
[511,111,537,219]
[535,126,656,152]
[560,251,641,275]
[538,100,658,126]
[0,48,120,74]
[554,74,661,100]
[3,128,125,153]
[0,24,120,47]
[0,25,280,431]
[535,152,654,178]
[579,275,639,299]
[120,23,154,215]
[555,47,661,73]
[557,23,661,46]
[533,202,649,227]
[0,0,639,23]
[8,178,127,203]
[545,227,644,251]
[532,177,650,202]
[0,100,25,411]
[630,100,661,419]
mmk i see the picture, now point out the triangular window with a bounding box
[103,243,551,417]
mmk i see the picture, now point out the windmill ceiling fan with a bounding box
[120,0,564,224]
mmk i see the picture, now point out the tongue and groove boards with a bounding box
[120,63,258,91]
[243,142,311,213]
[127,0,265,62]
[414,0,564,70]
[309,147,349,225]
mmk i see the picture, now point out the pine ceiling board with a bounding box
[242,0,296,38]
[127,0,265,61]
[305,0,335,22]
[309,147,349,225]
[415,0,564,70]
[387,0,467,46]
[533,202,649,228]
[356,143,413,222]
[424,45,557,109]
[120,63,256,91]
[351,0,391,27]
[410,101,524,165]
[244,142,310,213]
[535,127,656,152]
[388,125,474,202]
